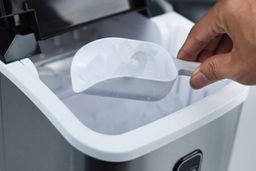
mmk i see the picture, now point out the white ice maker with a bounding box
[0,1,249,171]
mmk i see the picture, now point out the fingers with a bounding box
[190,53,232,89]
[197,35,223,62]
[178,4,225,61]
[215,34,233,54]
[197,34,233,62]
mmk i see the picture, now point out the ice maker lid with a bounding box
[0,0,148,39]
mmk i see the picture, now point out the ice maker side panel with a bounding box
[0,73,85,171]
[0,71,243,171]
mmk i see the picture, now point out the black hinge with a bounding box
[0,9,41,63]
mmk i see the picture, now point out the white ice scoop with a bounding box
[71,38,200,101]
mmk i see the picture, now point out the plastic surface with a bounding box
[71,38,200,101]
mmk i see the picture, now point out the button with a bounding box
[173,150,203,171]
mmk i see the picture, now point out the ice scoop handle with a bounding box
[174,58,201,76]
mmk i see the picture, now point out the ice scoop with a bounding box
[71,38,200,101]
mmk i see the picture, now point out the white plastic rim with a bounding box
[0,12,249,163]
[71,37,178,93]
[2,59,249,162]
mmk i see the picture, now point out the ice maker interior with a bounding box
[30,12,229,135]
[32,52,228,135]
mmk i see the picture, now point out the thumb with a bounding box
[190,53,232,89]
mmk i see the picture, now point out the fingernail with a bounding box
[191,70,210,88]
[192,67,200,77]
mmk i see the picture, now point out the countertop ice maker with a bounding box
[0,0,249,171]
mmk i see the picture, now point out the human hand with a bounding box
[178,0,256,89]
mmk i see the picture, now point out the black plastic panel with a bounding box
[0,0,148,39]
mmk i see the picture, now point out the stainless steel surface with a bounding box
[0,74,85,171]
[0,76,4,171]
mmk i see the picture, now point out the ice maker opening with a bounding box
[33,52,228,135]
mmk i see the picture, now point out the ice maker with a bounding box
[0,0,249,171]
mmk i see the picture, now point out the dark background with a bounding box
[168,0,216,21]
